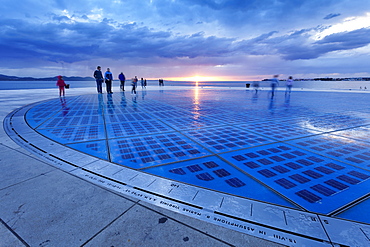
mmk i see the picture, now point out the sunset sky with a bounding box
[1,0,370,81]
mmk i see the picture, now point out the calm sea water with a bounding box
[1,80,370,90]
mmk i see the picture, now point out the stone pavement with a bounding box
[0,87,284,247]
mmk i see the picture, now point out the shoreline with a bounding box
[2,85,370,94]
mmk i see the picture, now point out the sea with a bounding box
[1,80,370,91]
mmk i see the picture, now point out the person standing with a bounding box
[105,68,113,94]
[159,78,164,86]
[252,81,260,94]
[270,74,279,98]
[56,75,66,97]
[286,76,293,94]
[93,66,104,93]
[141,78,144,88]
[118,72,126,91]
[131,76,138,94]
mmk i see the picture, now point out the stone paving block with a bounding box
[0,123,25,151]
[0,222,25,247]
[0,144,55,189]
[0,169,136,247]
[136,201,285,247]
[84,204,234,247]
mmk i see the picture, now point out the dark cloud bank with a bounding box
[1,0,370,77]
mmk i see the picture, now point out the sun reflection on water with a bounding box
[192,81,201,120]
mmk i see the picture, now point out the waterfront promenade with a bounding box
[1,85,370,246]
[0,87,285,247]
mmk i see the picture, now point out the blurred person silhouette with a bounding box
[141,78,145,88]
[159,78,164,86]
[286,76,293,95]
[270,75,279,98]
[252,81,260,94]
[131,76,138,94]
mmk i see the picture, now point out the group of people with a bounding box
[270,75,293,97]
[93,66,115,94]
[93,66,147,95]
[252,75,294,98]
[58,68,293,98]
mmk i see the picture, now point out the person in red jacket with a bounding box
[56,75,67,97]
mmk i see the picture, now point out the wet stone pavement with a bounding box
[3,87,370,246]
[21,89,370,221]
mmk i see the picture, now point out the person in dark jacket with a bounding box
[104,68,113,94]
[118,72,126,91]
[93,66,103,94]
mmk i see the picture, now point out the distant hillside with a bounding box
[0,74,94,81]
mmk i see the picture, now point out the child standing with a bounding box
[56,75,66,97]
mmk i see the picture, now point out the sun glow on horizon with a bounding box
[176,75,219,81]
[164,75,255,81]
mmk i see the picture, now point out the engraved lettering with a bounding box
[273,234,297,243]
[183,208,201,216]
[310,217,317,221]
[212,217,255,231]
[160,201,180,210]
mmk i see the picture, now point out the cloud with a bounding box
[0,16,238,66]
[1,0,370,78]
[280,27,370,60]
[324,13,341,20]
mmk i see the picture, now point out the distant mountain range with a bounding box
[0,74,94,81]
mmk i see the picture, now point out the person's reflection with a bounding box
[284,93,291,107]
[268,97,275,113]
[131,93,138,111]
[106,93,115,114]
[141,89,147,99]
[252,81,260,95]
[97,93,104,115]
[251,90,258,104]
[60,97,69,116]
[120,91,127,109]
